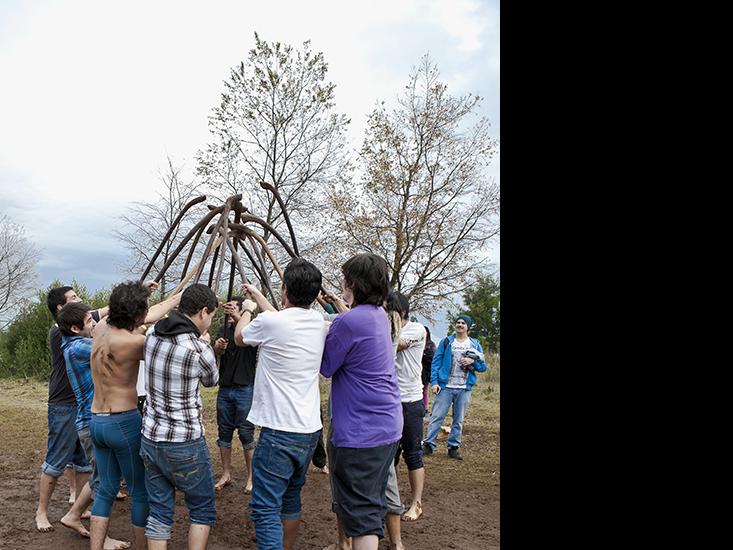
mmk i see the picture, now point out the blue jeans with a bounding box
[139,436,216,540]
[41,403,91,477]
[423,387,473,450]
[90,410,148,527]
[249,428,320,550]
[216,385,255,450]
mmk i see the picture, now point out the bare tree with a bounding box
[114,157,205,296]
[196,33,351,285]
[325,55,500,318]
[0,215,39,329]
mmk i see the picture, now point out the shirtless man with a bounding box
[55,301,131,550]
[89,281,181,550]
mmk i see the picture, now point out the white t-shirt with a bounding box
[446,338,473,389]
[395,321,426,402]
[242,307,327,433]
[136,325,156,397]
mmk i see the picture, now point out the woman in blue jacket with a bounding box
[422,315,487,460]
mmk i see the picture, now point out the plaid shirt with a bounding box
[61,335,94,432]
[142,329,218,442]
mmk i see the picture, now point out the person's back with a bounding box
[88,280,180,550]
[319,253,403,550]
[324,304,402,448]
[246,306,326,433]
[143,312,219,442]
[234,258,327,550]
[395,319,426,401]
[138,283,219,549]
[91,325,145,413]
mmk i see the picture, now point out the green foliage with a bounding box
[450,272,500,353]
[0,279,111,379]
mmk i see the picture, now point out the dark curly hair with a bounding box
[107,281,150,331]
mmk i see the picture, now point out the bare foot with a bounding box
[60,513,90,537]
[215,474,232,491]
[104,536,131,549]
[35,511,54,533]
[313,465,330,474]
[68,491,76,504]
[440,425,450,434]
[115,490,126,500]
[402,501,422,521]
[81,509,91,520]
[389,543,406,550]
[244,478,253,494]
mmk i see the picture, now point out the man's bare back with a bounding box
[90,288,181,414]
[91,320,145,414]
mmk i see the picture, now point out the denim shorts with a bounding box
[41,403,91,477]
[216,385,255,450]
[140,436,216,540]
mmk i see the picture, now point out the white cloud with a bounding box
[0,0,499,291]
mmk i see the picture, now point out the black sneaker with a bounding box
[447,447,464,460]
[422,442,434,455]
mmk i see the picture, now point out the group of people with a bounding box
[34,252,488,550]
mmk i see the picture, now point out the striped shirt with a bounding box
[61,335,94,432]
[142,328,218,442]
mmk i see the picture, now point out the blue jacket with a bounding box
[430,334,487,390]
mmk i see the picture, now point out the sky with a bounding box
[0,0,499,338]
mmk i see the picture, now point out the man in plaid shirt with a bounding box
[140,283,219,549]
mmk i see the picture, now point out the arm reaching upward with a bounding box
[242,283,276,313]
[144,291,182,324]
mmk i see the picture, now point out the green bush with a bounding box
[0,280,111,379]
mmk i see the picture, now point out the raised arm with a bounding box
[320,291,349,314]
[243,283,276,313]
[234,298,259,347]
[144,291,182,324]
[95,306,110,319]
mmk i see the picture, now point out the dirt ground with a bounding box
[0,379,499,549]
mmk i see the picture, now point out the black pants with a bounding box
[312,409,327,468]
[395,400,426,470]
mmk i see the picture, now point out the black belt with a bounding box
[93,408,137,416]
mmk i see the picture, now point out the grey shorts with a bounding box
[77,426,99,494]
[385,462,403,516]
